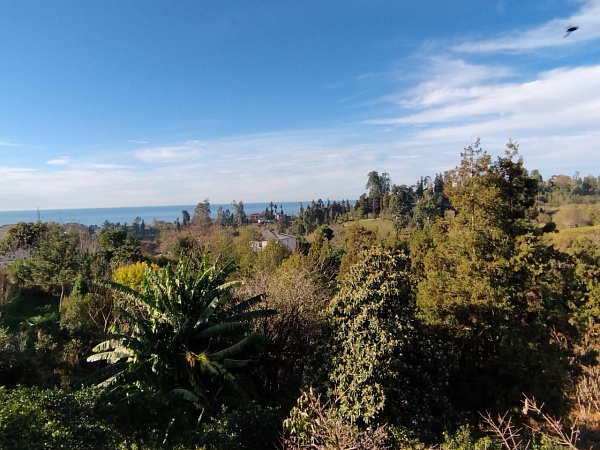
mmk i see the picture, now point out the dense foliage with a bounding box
[88,256,272,413]
[1,140,599,448]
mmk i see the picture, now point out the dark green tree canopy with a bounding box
[415,141,579,417]
[8,226,81,301]
[0,221,50,255]
[192,199,212,228]
[326,246,452,438]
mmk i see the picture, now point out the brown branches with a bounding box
[282,388,389,450]
[481,411,529,450]
[481,396,581,450]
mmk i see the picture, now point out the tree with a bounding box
[412,189,445,229]
[192,199,212,229]
[365,171,391,217]
[215,206,232,227]
[98,229,141,263]
[232,201,246,228]
[0,221,49,256]
[8,226,81,304]
[326,247,451,438]
[87,255,272,412]
[492,140,538,237]
[233,228,260,274]
[338,225,378,277]
[253,239,291,275]
[181,210,191,227]
[388,184,415,229]
[443,138,498,232]
[415,142,578,417]
[250,253,331,402]
[411,173,451,229]
[203,228,237,267]
[132,217,142,238]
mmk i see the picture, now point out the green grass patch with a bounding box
[548,224,600,251]
[353,219,395,238]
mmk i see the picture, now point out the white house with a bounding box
[254,230,297,251]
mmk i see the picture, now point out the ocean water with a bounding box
[0,202,310,227]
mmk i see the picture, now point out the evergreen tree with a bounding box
[365,171,391,217]
[192,199,212,229]
[181,210,191,227]
[232,201,246,228]
[327,247,452,438]
[8,226,81,304]
[414,141,578,417]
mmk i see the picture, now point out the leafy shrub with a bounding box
[196,402,281,450]
[440,425,498,450]
[112,261,158,292]
[0,386,202,449]
[0,386,120,449]
[282,388,389,449]
[0,266,17,308]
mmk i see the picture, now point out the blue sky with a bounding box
[1,0,599,209]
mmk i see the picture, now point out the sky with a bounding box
[1,0,599,210]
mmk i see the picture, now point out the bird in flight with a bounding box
[564,26,579,37]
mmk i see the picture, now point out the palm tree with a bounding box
[87,254,273,409]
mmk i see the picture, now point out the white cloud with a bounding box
[4,0,600,211]
[134,146,202,163]
[0,166,37,175]
[46,156,71,165]
[453,0,600,53]
[45,156,131,171]
[0,128,391,209]
[367,63,600,132]
[83,163,133,170]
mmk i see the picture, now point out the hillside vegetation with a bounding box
[0,141,599,449]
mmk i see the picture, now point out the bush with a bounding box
[440,425,498,450]
[0,386,119,449]
[196,402,282,450]
[0,386,199,449]
[282,388,389,449]
[0,266,17,308]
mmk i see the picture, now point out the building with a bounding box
[254,229,297,251]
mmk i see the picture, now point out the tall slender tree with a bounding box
[192,199,212,229]
[327,247,451,438]
[232,201,246,228]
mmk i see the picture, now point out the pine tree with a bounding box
[414,141,577,417]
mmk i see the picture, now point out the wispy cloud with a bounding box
[134,145,202,163]
[83,163,133,170]
[452,0,600,53]
[368,63,600,134]
[2,1,600,211]
[381,58,514,111]
[45,155,132,171]
[46,156,71,165]
[350,0,600,183]
[0,166,37,175]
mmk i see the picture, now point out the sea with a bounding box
[0,202,311,227]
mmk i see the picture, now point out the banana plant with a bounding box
[87,254,273,409]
